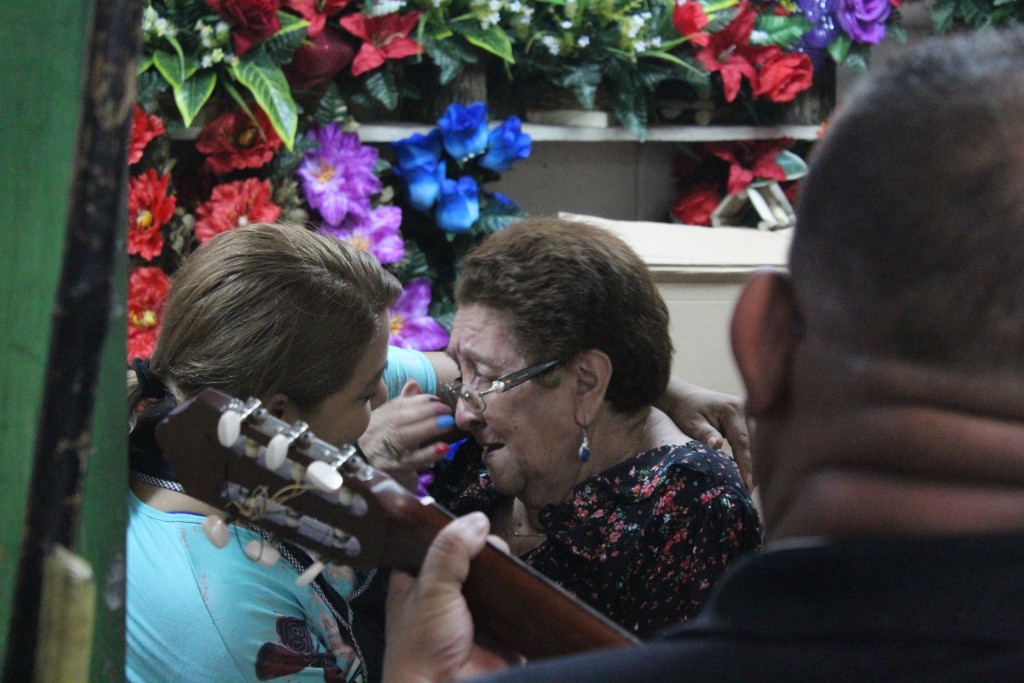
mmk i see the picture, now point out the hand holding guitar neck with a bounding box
[155,388,639,662]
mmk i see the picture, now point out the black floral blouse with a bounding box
[432,440,763,638]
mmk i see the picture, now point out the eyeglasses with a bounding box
[440,358,564,414]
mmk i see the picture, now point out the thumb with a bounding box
[400,378,422,398]
[419,512,490,590]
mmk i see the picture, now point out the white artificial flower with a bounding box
[577,35,590,47]
[749,29,769,45]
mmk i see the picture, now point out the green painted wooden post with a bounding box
[1,0,133,676]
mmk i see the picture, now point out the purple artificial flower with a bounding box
[436,176,479,233]
[319,205,405,264]
[835,0,890,44]
[393,159,447,213]
[797,0,839,64]
[390,129,443,169]
[388,278,450,351]
[297,122,382,227]
[479,116,532,174]
[437,102,489,161]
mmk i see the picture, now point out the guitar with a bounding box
[155,387,639,661]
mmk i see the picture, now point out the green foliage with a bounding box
[264,12,310,64]
[756,14,815,45]
[230,61,298,148]
[364,66,401,110]
[174,71,217,126]
[931,0,1024,32]
[314,83,350,124]
[451,20,515,63]
[423,38,480,85]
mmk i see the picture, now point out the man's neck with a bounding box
[759,349,1024,541]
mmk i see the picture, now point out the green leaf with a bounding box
[755,15,814,47]
[265,11,310,64]
[315,82,350,125]
[451,20,515,63]
[365,68,400,110]
[138,54,154,74]
[424,37,478,85]
[174,71,217,126]
[153,49,185,89]
[221,79,257,120]
[230,61,299,148]
[827,34,852,64]
[774,150,808,181]
[843,49,869,74]
[641,51,708,82]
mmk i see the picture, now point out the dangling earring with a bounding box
[578,427,591,462]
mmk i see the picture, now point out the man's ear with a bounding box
[571,349,612,426]
[731,270,802,416]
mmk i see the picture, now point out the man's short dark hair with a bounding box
[791,28,1024,374]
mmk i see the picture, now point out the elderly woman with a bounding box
[430,216,762,637]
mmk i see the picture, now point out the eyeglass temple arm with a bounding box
[489,358,564,394]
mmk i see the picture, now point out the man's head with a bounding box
[792,28,1024,372]
[730,28,1024,536]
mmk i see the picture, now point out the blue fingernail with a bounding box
[436,415,455,429]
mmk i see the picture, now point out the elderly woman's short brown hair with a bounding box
[455,216,672,413]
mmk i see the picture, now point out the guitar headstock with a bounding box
[155,388,445,573]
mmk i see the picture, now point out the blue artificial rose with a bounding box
[479,116,532,173]
[394,160,447,213]
[437,102,489,161]
[390,129,442,170]
[436,176,480,232]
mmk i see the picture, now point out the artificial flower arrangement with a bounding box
[668,138,808,227]
[129,1,534,362]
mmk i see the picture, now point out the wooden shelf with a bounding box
[354,122,822,143]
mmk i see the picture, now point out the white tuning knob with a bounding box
[266,433,291,470]
[305,461,343,493]
[244,539,280,567]
[217,410,242,447]
[202,514,230,548]
[295,560,326,587]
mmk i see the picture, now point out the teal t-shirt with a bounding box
[383,345,436,399]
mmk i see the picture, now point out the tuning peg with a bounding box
[305,460,343,493]
[266,433,290,469]
[295,560,326,587]
[218,398,265,447]
[336,488,368,517]
[202,514,231,548]
[244,539,280,567]
[217,410,242,447]
[244,438,262,458]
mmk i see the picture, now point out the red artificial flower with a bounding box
[704,138,793,195]
[670,183,721,226]
[206,0,282,56]
[196,107,283,175]
[284,0,352,38]
[283,26,355,90]
[694,3,760,102]
[194,178,282,243]
[128,169,177,261]
[129,104,165,164]
[783,180,800,206]
[672,1,711,47]
[338,11,423,77]
[127,266,171,363]
[753,49,814,103]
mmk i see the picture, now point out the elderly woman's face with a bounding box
[448,304,581,507]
